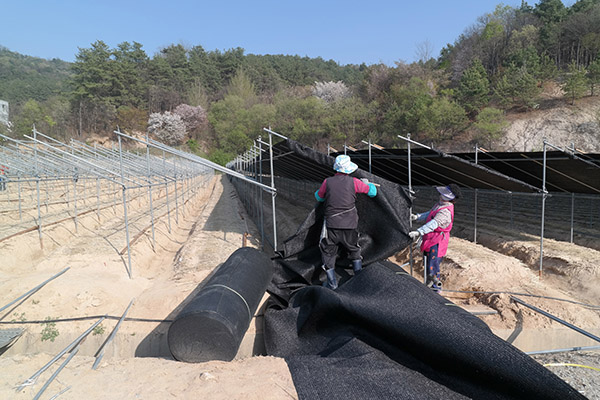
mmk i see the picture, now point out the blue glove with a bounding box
[367,183,377,197]
[314,189,325,202]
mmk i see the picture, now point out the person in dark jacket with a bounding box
[409,184,461,292]
[315,155,377,289]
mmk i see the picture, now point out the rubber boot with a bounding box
[352,259,362,274]
[432,276,443,292]
[322,267,338,290]
[425,275,434,289]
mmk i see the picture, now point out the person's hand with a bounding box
[360,178,369,184]
[410,213,418,221]
[409,231,422,246]
[408,231,421,241]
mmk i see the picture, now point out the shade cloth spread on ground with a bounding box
[262,139,584,399]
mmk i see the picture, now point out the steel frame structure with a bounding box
[0,127,216,278]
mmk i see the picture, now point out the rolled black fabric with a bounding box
[168,247,273,363]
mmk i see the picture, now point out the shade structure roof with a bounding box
[453,150,600,195]
[249,139,600,194]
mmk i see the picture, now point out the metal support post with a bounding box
[407,133,414,277]
[510,192,513,229]
[44,177,49,213]
[539,140,548,278]
[174,159,179,224]
[73,176,78,233]
[269,132,278,252]
[181,158,186,214]
[258,138,265,249]
[423,254,427,286]
[17,177,22,222]
[96,177,100,221]
[570,193,575,243]
[473,190,478,243]
[118,135,133,279]
[162,150,172,233]
[33,128,43,249]
[368,138,372,174]
[146,134,155,247]
[474,144,478,244]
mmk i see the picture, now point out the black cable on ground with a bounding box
[441,288,600,309]
[0,316,174,324]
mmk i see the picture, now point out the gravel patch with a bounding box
[531,351,600,399]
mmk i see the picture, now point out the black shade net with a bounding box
[260,139,583,400]
[251,139,600,194]
[265,263,584,400]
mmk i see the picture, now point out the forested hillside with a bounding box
[1,0,600,162]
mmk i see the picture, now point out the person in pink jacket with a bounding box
[409,184,461,292]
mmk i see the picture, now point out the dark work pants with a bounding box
[319,228,360,270]
[425,244,443,280]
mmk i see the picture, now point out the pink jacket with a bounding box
[420,203,454,257]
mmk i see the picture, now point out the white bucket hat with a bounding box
[333,155,358,174]
[436,185,456,201]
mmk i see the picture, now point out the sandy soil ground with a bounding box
[0,175,297,400]
[1,174,599,399]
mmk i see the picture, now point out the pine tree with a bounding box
[562,61,588,104]
[587,58,600,96]
[457,59,490,116]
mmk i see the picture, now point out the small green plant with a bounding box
[31,299,40,305]
[41,317,60,342]
[11,312,26,322]
[187,139,199,154]
[92,324,105,336]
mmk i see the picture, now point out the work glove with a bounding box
[409,231,422,246]
[410,213,419,221]
[360,178,369,184]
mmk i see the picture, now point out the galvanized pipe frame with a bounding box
[70,136,188,193]
[226,128,288,253]
[108,133,276,249]
[29,132,130,238]
[24,135,137,188]
[1,139,80,179]
[33,131,129,183]
[325,136,596,282]
[1,130,211,280]
[398,134,433,283]
[416,187,600,244]
[113,130,263,194]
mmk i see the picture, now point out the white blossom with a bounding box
[312,81,351,103]
[173,104,208,132]
[147,111,187,145]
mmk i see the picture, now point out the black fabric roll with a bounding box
[168,247,273,363]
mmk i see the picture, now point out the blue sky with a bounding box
[1,1,575,66]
